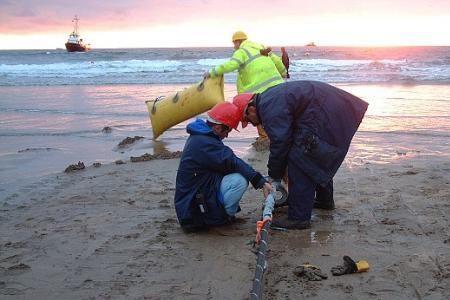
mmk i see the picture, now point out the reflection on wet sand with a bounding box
[152,139,169,156]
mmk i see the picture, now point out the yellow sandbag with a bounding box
[146,76,225,139]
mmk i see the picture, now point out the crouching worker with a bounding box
[174,102,272,232]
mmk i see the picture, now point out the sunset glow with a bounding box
[1,0,450,49]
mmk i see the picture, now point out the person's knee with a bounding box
[223,173,248,191]
[220,174,248,217]
[233,173,249,192]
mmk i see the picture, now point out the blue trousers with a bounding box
[287,165,333,221]
[219,173,248,216]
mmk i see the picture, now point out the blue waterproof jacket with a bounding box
[256,81,368,186]
[174,119,265,227]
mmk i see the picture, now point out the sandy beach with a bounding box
[1,134,449,299]
[1,47,450,299]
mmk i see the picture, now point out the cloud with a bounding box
[0,0,147,33]
[1,0,449,35]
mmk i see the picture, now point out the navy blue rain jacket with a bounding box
[174,119,264,227]
[256,80,368,185]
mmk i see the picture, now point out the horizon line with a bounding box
[1,44,450,51]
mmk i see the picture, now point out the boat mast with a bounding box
[72,15,79,36]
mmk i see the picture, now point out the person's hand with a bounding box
[262,182,272,198]
[203,71,211,79]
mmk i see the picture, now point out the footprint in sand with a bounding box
[0,281,29,296]
[5,263,31,275]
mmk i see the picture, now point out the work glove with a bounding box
[293,264,328,281]
[331,256,370,276]
[260,47,272,56]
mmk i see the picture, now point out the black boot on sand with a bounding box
[271,215,311,230]
[315,181,335,210]
[313,199,335,210]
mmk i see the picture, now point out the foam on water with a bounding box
[1,47,449,85]
[0,107,148,117]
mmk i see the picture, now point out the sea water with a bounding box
[0,47,449,198]
[1,47,450,85]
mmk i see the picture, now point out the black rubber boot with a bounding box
[181,225,208,233]
[313,200,335,210]
[314,180,335,210]
[271,215,311,230]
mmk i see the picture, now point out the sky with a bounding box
[0,0,449,49]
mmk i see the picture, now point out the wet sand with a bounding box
[1,139,449,300]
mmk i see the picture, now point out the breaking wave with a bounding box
[0,47,449,85]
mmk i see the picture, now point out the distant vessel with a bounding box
[305,42,317,47]
[65,16,90,52]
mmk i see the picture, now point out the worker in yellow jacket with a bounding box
[204,31,287,137]
[205,31,287,94]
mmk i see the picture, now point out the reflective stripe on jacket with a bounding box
[210,40,286,94]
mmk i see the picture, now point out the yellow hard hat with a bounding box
[232,31,248,42]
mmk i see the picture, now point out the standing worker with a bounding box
[204,31,288,139]
[174,102,272,232]
[204,31,287,94]
[233,80,368,229]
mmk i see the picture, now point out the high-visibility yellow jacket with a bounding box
[209,40,286,94]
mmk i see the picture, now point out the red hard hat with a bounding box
[232,93,255,128]
[207,102,241,130]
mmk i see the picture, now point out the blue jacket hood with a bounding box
[186,118,218,138]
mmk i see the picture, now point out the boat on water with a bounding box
[305,42,317,47]
[65,16,90,52]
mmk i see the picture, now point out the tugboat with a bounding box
[65,16,90,52]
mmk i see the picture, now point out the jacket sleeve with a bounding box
[209,49,246,77]
[202,141,266,189]
[261,102,294,180]
[269,52,287,77]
